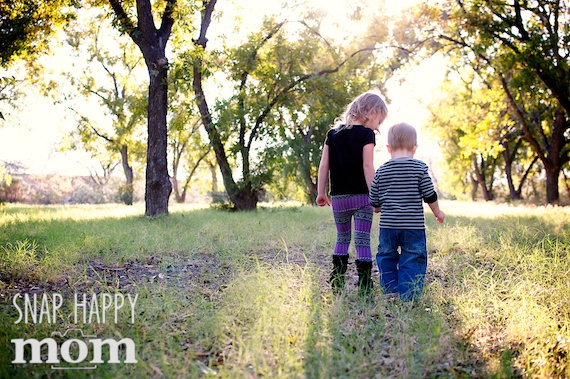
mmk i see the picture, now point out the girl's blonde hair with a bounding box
[333,90,388,130]
[387,122,417,151]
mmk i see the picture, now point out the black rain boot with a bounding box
[355,259,373,297]
[330,254,349,294]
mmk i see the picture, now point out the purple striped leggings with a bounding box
[331,194,373,261]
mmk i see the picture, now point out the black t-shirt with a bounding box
[325,125,376,196]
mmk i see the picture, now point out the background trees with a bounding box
[106,0,176,216]
[0,0,77,66]
[0,0,77,120]
[396,0,570,203]
[62,8,147,205]
[3,0,570,207]
[190,0,392,210]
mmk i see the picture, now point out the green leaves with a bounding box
[0,0,78,66]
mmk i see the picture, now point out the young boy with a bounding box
[369,122,444,301]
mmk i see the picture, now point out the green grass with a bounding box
[0,201,569,378]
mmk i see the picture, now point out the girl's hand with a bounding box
[316,194,331,207]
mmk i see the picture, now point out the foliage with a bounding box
[168,58,213,204]
[104,0,176,216]
[269,55,391,204]
[0,0,77,121]
[0,75,18,121]
[189,0,395,210]
[0,202,569,377]
[0,0,78,66]
[428,70,539,201]
[395,0,570,204]
[60,6,148,206]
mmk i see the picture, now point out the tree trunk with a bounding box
[305,180,317,205]
[107,0,175,216]
[209,161,218,193]
[171,175,185,203]
[170,146,183,203]
[502,142,523,201]
[298,125,317,204]
[232,182,258,210]
[120,145,134,205]
[472,156,494,201]
[192,0,259,211]
[300,160,317,204]
[144,60,172,215]
[470,174,478,201]
[503,141,539,201]
[545,166,561,205]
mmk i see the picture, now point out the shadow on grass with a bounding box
[1,204,568,378]
[425,211,570,378]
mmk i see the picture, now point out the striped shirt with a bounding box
[369,158,437,230]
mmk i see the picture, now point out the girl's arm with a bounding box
[363,143,375,191]
[316,145,331,206]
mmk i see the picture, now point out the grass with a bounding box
[0,201,569,378]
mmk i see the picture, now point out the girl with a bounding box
[316,90,388,295]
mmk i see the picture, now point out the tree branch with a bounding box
[500,75,547,164]
[247,46,377,149]
[107,0,138,41]
[158,0,177,44]
[195,0,217,48]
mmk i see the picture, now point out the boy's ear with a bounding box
[386,145,392,153]
[413,146,418,154]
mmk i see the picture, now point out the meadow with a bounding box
[0,201,569,378]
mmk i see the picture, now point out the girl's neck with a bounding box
[351,117,378,131]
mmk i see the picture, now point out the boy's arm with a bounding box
[369,169,382,211]
[428,200,444,223]
[364,143,381,212]
[420,163,443,222]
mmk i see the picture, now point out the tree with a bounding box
[0,76,18,121]
[428,71,540,201]
[397,0,570,204]
[0,0,77,66]
[1,0,78,120]
[272,71,388,204]
[500,69,570,204]
[191,0,389,210]
[460,0,570,204]
[63,8,147,205]
[106,0,175,216]
[168,113,211,203]
[164,56,212,203]
[427,79,496,200]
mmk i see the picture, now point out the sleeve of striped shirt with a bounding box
[419,164,437,203]
[369,169,382,208]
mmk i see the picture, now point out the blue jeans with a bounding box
[376,228,427,300]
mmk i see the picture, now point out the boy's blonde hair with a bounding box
[334,90,388,130]
[387,122,417,151]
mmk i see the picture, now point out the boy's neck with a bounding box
[390,148,414,159]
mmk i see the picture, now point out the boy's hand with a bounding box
[373,206,381,213]
[435,210,445,223]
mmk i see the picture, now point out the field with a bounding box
[0,201,569,378]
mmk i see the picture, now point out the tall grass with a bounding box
[0,201,568,378]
